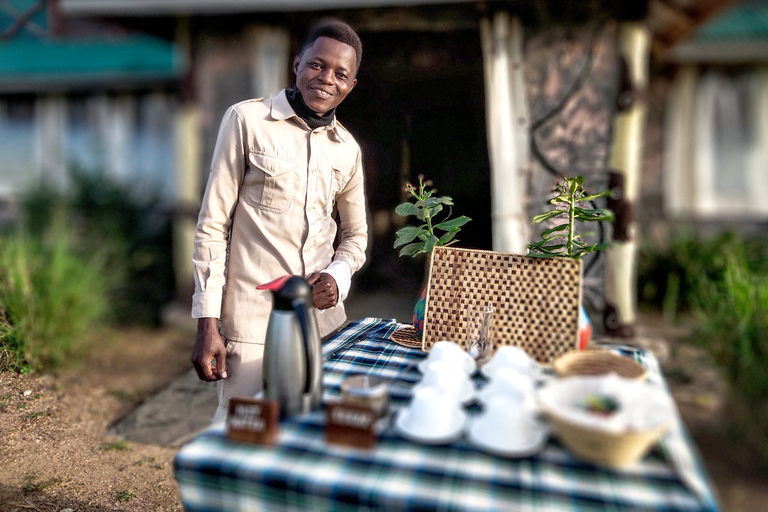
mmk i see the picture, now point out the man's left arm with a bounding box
[310,150,368,309]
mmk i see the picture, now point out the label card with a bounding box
[326,402,377,449]
[226,396,280,445]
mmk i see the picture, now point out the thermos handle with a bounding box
[292,298,315,394]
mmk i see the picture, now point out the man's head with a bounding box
[293,20,362,116]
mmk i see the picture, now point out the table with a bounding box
[174,318,721,512]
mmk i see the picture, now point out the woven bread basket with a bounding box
[552,350,647,380]
[544,413,668,466]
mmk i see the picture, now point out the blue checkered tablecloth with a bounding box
[173,318,721,512]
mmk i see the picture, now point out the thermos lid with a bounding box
[256,275,312,310]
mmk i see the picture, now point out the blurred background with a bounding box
[1,0,767,503]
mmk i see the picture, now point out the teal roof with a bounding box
[0,35,182,75]
[0,35,184,91]
[694,0,768,42]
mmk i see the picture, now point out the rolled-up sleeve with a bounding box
[191,107,246,318]
[333,150,368,274]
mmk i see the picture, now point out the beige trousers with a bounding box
[211,340,265,424]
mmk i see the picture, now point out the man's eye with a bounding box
[336,73,348,80]
[310,63,321,69]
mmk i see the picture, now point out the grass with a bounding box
[23,476,63,494]
[102,440,130,451]
[116,489,135,502]
[23,410,49,420]
[640,230,768,464]
[0,224,111,372]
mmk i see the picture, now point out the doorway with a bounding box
[340,29,492,296]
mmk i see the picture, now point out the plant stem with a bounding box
[567,187,576,258]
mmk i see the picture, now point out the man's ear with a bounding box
[293,55,300,74]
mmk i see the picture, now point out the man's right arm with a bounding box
[190,105,246,381]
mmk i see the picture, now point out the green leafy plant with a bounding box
[393,175,471,257]
[527,176,614,259]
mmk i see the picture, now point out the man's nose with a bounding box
[318,68,334,83]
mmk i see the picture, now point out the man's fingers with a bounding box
[192,359,216,381]
[214,351,228,379]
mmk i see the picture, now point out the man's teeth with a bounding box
[315,89,331,97]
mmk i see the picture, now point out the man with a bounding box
[190,20,368,422]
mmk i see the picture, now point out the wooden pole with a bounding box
[604,22,649,337]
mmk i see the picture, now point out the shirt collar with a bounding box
[270,89,347,143]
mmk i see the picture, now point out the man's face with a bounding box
[294,36,358,116]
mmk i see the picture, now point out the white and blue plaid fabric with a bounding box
[174,318,720,512]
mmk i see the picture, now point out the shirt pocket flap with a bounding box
[249,152,296,177]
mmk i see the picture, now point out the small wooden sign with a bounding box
[326,401,378,449]
[226,396,280,445]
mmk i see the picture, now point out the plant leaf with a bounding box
[547,194,570,205]
[419,197,441,208]
[395,203,419,217]
[433,216,471,232]
[393,226,425,248]
[541,224,568,238]
[532,210,565,224]
[399,242,424,257]
[438,230,458,245]
[579,191,611,202]
[423,234,440,254]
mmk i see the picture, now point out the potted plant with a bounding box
[393,175,471,336]
[527,175,615,349]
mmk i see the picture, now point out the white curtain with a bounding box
[248,26,291,99]
[665,66,768,219]
[480,12,530,254]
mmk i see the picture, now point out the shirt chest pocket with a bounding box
[245,153,296,213]
[322,161,354,216]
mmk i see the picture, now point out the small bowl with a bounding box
[553,350,646,381]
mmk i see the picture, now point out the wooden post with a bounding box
[480,12,530,254]
[604,22,649,337]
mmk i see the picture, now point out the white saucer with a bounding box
[467,418,549,458]
[418,355,476,376]
[394,407,467,445]
[411,380,475,405]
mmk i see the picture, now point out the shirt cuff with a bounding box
[191,290,223,319]
[320,260,351,305]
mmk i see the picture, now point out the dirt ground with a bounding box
[0,313,766,511]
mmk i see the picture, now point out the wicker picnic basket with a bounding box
[421,246,583,364]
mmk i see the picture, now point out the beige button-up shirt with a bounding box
[192,90,368,342]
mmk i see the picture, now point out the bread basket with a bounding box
[552,349,647,380]
[538,374,672,467]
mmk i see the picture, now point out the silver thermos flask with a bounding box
[257,275,323,418]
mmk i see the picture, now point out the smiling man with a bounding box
[191,21,368,422]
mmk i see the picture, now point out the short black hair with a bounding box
[299,20,362,74]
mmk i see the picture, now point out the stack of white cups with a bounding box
[469,345,548,456]
[394,341,474,444]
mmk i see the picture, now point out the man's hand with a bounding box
[307,272,338,310]
[191,317,228,381]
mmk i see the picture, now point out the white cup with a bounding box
[421,341,475,375]
[415,360,475,403]
[474,395,540,447]
[484,345,538,378]
[477,367,534,405]
[402,387,463,437]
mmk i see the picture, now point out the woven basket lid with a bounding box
[422,246,583,364]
